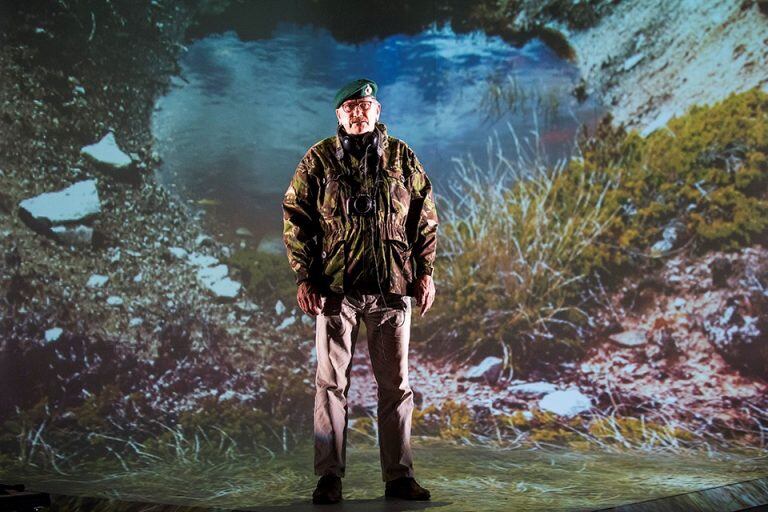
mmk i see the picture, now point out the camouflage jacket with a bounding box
[282,122,438,296]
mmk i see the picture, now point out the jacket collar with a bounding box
[333,121,390,170]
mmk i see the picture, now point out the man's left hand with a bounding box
[413,274,435,317]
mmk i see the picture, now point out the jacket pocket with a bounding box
[381,221,413,283]
[321,229,345,277]
[384,167,410,221]
[319,175,343,220]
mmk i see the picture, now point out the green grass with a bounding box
[2,435,766,511]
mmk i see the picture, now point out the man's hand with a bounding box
[297,281,322,316]
[413,274,435,317]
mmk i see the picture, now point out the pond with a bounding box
[150,21,604,251]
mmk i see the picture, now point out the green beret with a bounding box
[334,78,378,109]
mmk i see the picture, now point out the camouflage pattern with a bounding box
[282,122,438,296]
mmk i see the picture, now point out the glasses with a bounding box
[341,100,376,113]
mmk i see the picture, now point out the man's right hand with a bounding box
[297,281,323,316]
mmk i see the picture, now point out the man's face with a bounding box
[336,96,381,135]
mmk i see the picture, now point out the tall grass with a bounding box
[432,117,622,374]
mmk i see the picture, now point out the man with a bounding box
[282,78,438,504]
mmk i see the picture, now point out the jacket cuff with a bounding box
[295,270,311,285]
[415,264,434,278]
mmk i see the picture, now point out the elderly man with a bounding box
[282,78,438,504]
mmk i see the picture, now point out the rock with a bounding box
[509,381,558,397]
[464,356,503,385]
[275,300,286,316]
[18,179,101,234]
[187,251,218,267]
[195,234,215,247]
[44,327,63,343]
[710,257,733,287]
[129,317,143,327]
[235,227,253,237]
[50,224,94,247]
[538,388,592,417]
[276,316,296,330]
[650,219,687,256]
[622,52,645,71]
[703,294,767,378]
[81,131,132,168]
[86,274,109,288]
[106,296,123,306]
[609,329,647,347]
[196,264,241,300]
[168,246,188,260]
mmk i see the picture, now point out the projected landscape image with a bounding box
[1,0,767,510]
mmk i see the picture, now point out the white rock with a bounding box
[275,300,286,315]
[50,224,93,246]
[107,296,124,306]
[609,330,647,347]
[168,247,188,259]
[672,297,686,309]
[195,234,213,246]
[301,314,314,325]
[81,132,132,168]
[19,179,101,224]
[87,274,109,288]
[622,52,645,71]
[539,388,592,417]
[465,356,503,384]
[277,316,296,330]
[509,381,558,396]
[196,264,241,299]
[133,272,143,283]
[129,317,144,327]
[188,251,218,267]
[44,327,63,343]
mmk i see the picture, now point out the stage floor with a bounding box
[3,438,767,511]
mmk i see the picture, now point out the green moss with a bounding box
[413,400,475,441]
[225,248,297,307]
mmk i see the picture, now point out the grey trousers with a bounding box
[313,290,415,482]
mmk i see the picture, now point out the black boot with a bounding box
[385,476,431,500]
[312,474,342,504]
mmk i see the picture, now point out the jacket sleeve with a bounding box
[282,151,321,285]
[404,147,438,278]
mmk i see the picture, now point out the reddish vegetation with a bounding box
[348,246,768,443]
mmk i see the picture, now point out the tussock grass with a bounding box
[431,118,622,373]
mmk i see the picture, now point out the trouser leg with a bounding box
[314,293,360,478]
[365,293,415,482]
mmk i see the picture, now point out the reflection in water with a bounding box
[151,22,603,249]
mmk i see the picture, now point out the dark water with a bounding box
[151,21,604,251]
